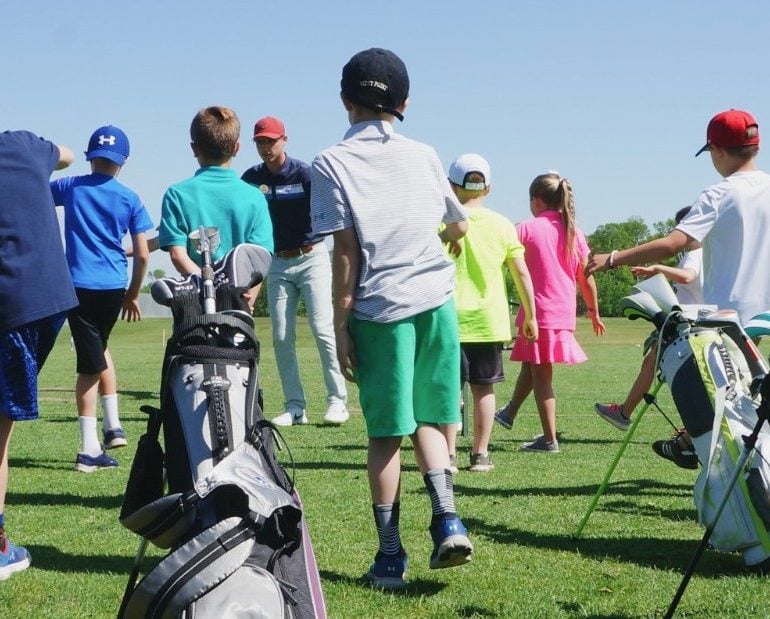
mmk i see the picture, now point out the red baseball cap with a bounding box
[253,116,285,139]
[695,109,759,157]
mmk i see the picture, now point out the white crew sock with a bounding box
[79,416,102,456]
[102,394,121,432]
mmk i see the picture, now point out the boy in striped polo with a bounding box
[311,47,473,590]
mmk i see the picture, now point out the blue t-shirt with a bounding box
[50,173,154,289]
[241,155,324,252]
[158,166,273,266]
[0,130,77,331]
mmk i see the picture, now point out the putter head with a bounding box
[151,274,201,307]
[631,273,680,314]
[213,243,272,289]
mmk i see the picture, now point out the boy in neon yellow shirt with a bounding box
[442,154,537,472]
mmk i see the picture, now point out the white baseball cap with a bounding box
[448,153,491,190]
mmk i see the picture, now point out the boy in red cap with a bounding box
[586,108,770,461]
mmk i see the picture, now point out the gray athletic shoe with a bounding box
[494,405,514,430]
[469,452,494,472]
[594,403,631,431]
[521,435,560,453]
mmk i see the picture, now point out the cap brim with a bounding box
[694,143,710,157]
[86,150,127,165]
[253,132,283,139]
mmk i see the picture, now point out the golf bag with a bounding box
[624,275,770,566]
[118,243,327,618]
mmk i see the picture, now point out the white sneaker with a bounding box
[323,402,349,425]
[271,410,308,427]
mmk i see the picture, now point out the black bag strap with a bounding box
[202,364,235,462]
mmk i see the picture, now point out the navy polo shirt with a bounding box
[241,155,324,252]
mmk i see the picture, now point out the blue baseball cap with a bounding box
[85,125,130,165]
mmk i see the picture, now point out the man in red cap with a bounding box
[586,108,770,463]
[242,117,349,427]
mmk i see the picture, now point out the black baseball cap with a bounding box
[340,48,410,121]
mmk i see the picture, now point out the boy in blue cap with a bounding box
[51,125,154,472]
[1,129,76,579]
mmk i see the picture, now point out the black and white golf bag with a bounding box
[118,244,327,618]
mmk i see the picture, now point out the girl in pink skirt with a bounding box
[494,172,605,452]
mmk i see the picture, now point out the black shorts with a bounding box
[460,342,505,385]
[68,288,125,374]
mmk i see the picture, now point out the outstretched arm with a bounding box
[585,230,694,276]
[168,245,201,277]
[631,263,697,284]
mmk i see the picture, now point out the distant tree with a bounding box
[140,268,167,293]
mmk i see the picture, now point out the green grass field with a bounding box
[1,317,768,618]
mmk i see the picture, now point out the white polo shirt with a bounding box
[311,121,467,323]
[677,170,770,323]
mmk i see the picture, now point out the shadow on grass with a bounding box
[468,517,752,578]
[8,491,123,510]
[9,456,74,470]
[319,569,447,596]
[25,544,133,574]
[455,478,692,500]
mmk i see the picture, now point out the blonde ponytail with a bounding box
[529,172,577,259]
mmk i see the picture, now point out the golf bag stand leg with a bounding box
[664,375,770,619]
[574,380,663,537]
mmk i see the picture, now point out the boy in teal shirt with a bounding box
[159,106,273,305]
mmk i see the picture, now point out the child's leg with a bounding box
[531,362,557,443]
[622,346,657,418]
[368,436,405,555]
[99,349,125,440]
[76,373,103,457]
[499,362,533,423]
[471,383,496,456]
[0,416,13,517]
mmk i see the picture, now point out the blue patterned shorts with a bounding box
[0,312,67,421]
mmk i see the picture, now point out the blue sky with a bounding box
[4,1,769,274]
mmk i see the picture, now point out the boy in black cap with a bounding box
[311,48,473,589]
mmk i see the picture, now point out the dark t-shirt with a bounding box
[0,130,77,331]
[241,155,324,252]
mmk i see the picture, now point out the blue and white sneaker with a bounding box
[0,528,31,581]
[75,451,119,473]
[103,427,127,450]
[366,548,408,590]
[429,516,473,569]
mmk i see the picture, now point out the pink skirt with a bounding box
[510,328,587,365]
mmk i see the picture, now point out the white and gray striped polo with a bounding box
[311,120,467,323]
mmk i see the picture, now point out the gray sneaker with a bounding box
[469,452,494,472]
[521,435,560,453]
[594,403,630,431]
[448,454,459,475]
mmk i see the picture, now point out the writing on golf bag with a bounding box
[118,290,326,618]
[660,327,770,565]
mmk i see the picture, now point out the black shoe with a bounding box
[652,436,699,470]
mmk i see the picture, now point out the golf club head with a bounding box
[213,243,272,289]
[151,274,201,307]
[631,273,680,314]
[620,290,663,322]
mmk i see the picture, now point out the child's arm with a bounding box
[331,227,361,383]
[630,263,697,284]
[506,256,538,342]
[577,258,606,336]
[121,232,150,322]
[168,246,201,277]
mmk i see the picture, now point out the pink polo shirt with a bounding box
[515,210,590,331]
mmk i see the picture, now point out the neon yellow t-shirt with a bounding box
[451,206,524,342]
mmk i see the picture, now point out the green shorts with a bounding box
[350,300,461,438]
